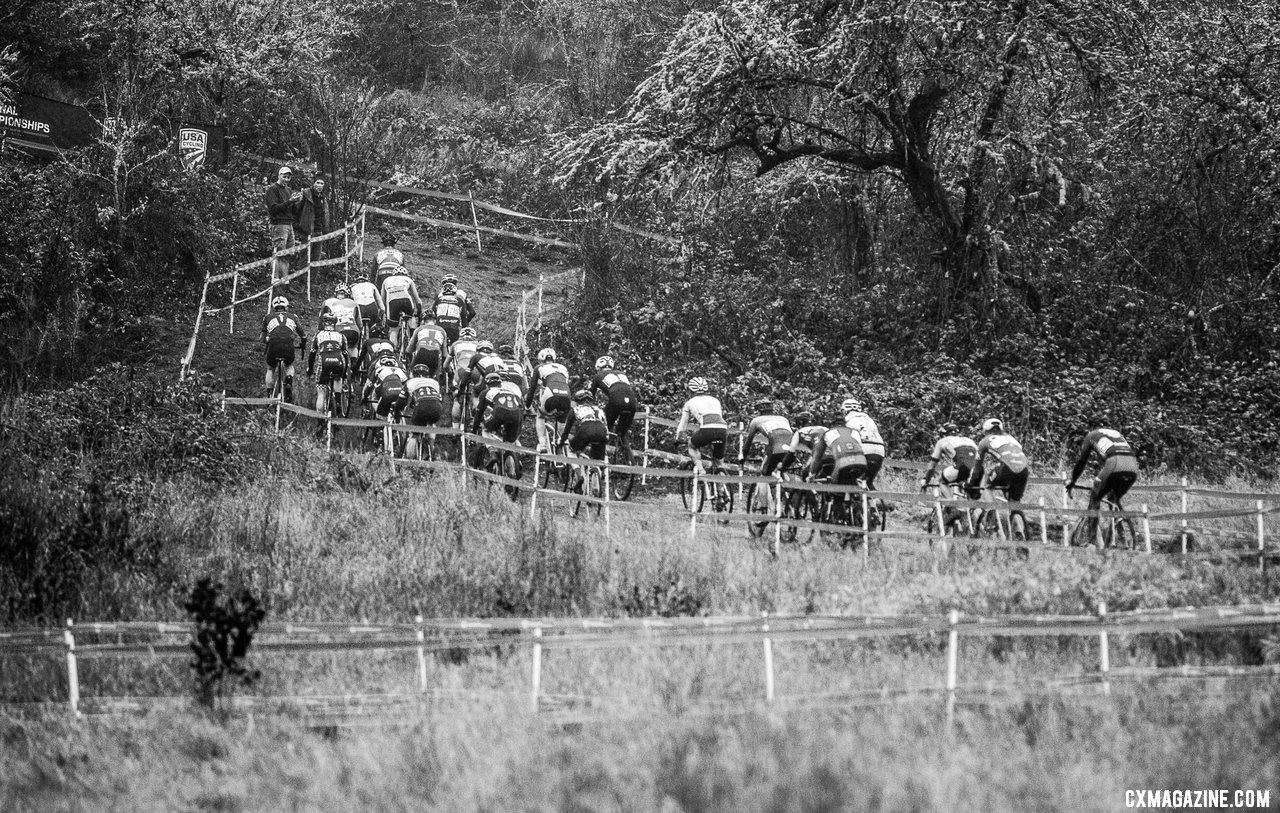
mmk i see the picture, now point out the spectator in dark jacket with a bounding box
[294,177,330,262]
[265,166,301,284]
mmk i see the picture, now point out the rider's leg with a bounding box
[535,411,549,453]
[283,362,295,402]
[687,440,705,474]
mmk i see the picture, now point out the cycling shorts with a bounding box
[568,421,608,459]
[338,325,361,352]
[1091,454,1138,506]
[483,407,522,443]
[814,458,866,486]
[438,320,461,344]
[386,297,415,323]
[863,452,884,491]
[316,352,347,384]
[940,463,971,486]
[265,339,295,367]
[411,347,441,373]
[539,389,571,419]
[408,397,443,427]
[983,464,1030,503]
[605,399,636,441]
[690,426,727,461]
[374,379,407,418]
[356,302,381,327]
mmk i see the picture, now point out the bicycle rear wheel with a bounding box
[502,451,521,500]
[586,467,603,517]
[746,483,771,538]
[608,445,635,501]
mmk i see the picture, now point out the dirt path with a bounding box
[188,227,578,396]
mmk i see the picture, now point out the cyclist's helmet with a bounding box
[686,376,709,394]
[572,389,592,402]
[334,283,351,298]
[497,343,513,357]
[382,230,397,245]
[378,357,398,368]
[319,313,336,327]
[271,296,288,311]
[354,271,369,282]
[841,397,862,413]
[595,355,614,371]
[411,364,431,377]
[756,400,775,415]
[460,327,477,341]
[441,273,458,286]
[421,312,436,322]
[485,372,502,387]
[981,417,1003,433]
[939,422,959,436]
[794,411,814,427]
[537,347,556,363]
[477,340,494,353]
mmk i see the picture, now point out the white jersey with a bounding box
[571,404,606,425]
[534,361,570,394]
[676,395,727,432]
[371,363,406,384]
[314,329,347,353]
[382,273,415,302]
[351,281,378,306]
[405,376,441,399]
[844,411,885,455]
[323,297,358,326]
[753,415,791,435]
[375,247,404,272]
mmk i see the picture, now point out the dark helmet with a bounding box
[794,411,814,427]
[497,343,513,357]
[573,389,592,402]
[485,372,502,387]
[939,422,959,436]
[755,400,775,415]
[381,230,397,245]
[370,322,389,339]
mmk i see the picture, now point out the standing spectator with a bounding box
[292,174,316,251]
[310,178,329,261]
[265,166,301,286]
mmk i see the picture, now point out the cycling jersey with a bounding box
[408,324,447,371]
[676,395,727,433]
[367,363,409,417]
[381,273,420,322]
[530,361,571,414]
[321,297,358,326]
[843,411,885,456]
[1069,428,1139,508]
[434,288,476,325]
[261,312,303,365]
[350,281,379,307]
[809,426,867,483]
[361,338,396,368]
[467,352,505,388]
[373,248,404,286]
[472,381,524,442]
[500,360,528,399]
[432,292,474,338]
[968,433,1030,501]
[745,414,794,475]
[562,403,608,458]
[404,375,443,426]
[307,328,349,382]
[590,370,637,403]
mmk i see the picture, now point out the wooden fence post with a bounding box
[640,414,651,485]
[689,470,699,540]
[415,614,427,694]
[529,626,543,714]
[530,453,540,517]
[861,490,870,561]
[736,422,746,507]
[229,272,238,334]
[1061,478,1070,546]
[772,479,783,559]
[1097,601,1110,697]
[64,619,80,717]
[305,237,312,302]
[1180,477,1189,554]
[343,225,350,283]
[1141,505,1152,553]
[358,209,367,265]
[604,464,612,537]
[1257,500,1266,573]
[761,611,775,704]
[467,190,483,253]
[1038,498,1048,547]
[934,495,948,557]
[945,609,959,732]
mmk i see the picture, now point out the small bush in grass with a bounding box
[185,578,266,712]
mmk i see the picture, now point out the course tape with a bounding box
[366,205,577,250]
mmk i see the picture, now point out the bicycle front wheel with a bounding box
[746,484,771,538]
[502,452,521,500]
[609,447,635,501]
[587,467,604,517]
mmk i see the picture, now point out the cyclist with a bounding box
[364,356,410,420]
[780,412,825,473]
[260,296,305,403]
[1065,426,1140,545]
[380,266,422,349]
[589,356,640,454]
[560,389,609,489]
[467,340,505,397]
[966,417,1030,504]
[359,322,397,377]
[371,231,405,290]
[470,371,524,466]
[920,422,978,497]
[743,401,794,477]
[842,397,885,490]
[322,283,361,369]
[349,272,382,333]
[448,328,480,426]
[495,344,528,399]
[406,313,448,376]
[306,313,350,417]
[675,376,728,474]
[529,347,571,453]
[803,417,867,488]
[403,364,444,459]
[432,274,475,343]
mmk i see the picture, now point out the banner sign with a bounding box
[0,92,98,153]
[177,123,225,169]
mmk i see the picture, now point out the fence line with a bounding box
[7,603,1278,719]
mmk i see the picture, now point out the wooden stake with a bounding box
[1257,500,1266,573]
[468,190,483,252]
[1061,478,1070,546]
[529,626,542,714]
[64,619,80,717]
[229,272,238,334]
[641,414,651,486]
[1038,498,1048,547]
[861,490,870,561]
[1097,601,1110,697]
[761,611,775,703]
[689,470,699,540]
[945,609,959,732]
[1141,504,1151,553]
[415,614,427,693]
[1180,477,1189,554]
[773,479,783,559]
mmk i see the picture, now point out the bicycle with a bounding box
[922,481,970,537]
[606,432,636,501]
[808,478,865,550]
[970,485,1028,542]
[395,312,412,361]
[481,439,523,500]
[680,458,735,515]
[567,454,605,519]
[538,431,571,491]
[269,358,287,402]
[1068,495,1137,550]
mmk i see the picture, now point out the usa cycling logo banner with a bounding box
[179,127,207,170]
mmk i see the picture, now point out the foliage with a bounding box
[185,577,266,710]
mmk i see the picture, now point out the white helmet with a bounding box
[271,296,288,311]
[981,417,1004,433]
[686,376,709,394]
[841,397,862,413]
[595,355,614,371]
[538,347,556,363]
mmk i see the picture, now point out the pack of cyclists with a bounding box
[261,239,1137,529]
